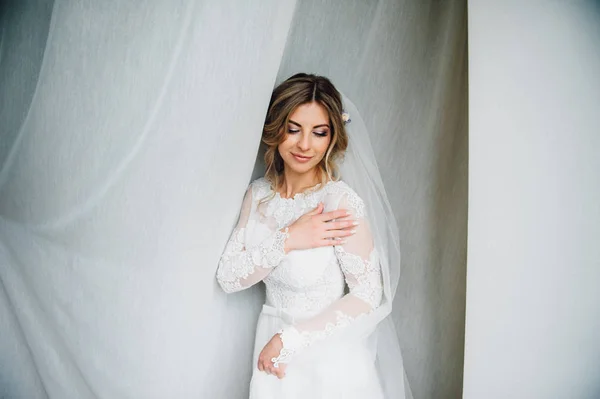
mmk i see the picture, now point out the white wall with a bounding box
[465,2,600,398]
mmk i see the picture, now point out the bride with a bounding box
[216,73,409,398]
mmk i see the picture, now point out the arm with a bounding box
[216,186,289,293]
[272,194,383,365]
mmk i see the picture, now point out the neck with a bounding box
[279,168,321,198]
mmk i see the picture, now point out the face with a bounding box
[278,102,332,176]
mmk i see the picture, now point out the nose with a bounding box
[297,132,311,152]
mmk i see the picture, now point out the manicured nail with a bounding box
[352,221,360,226]
[350,229,357,234]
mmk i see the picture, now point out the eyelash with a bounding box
[287,129,328,137]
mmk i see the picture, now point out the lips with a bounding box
[291,153,313,163]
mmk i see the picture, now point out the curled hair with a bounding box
[262,73,348,193]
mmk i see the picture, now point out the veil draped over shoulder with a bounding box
[338,94,412,399]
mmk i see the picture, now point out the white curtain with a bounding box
[0,1,467,398]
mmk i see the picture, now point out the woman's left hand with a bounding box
[258,334,287,379]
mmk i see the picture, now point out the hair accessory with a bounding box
[342,110,351,125]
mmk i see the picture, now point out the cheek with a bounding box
[315,138,331,156]
[278,136,295,153]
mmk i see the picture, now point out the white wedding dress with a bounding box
[217,177,385,399]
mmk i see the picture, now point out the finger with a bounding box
[318,209,350,222]
[261,359,273,375]
[328,214,354,222]
[263,362,272,375]
[337,225,359,232]
[277,364,287,379]
[324,220,359,231]
[307,202,324,216]
[268,365,278,376]
[258,358,264,372]
[326,229,357,239]
[321,238,347,247]
[269,363,284,379]
[276,368,285,379]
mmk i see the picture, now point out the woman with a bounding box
[216,74,407,398]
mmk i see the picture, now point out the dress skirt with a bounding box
[249,305,384,399]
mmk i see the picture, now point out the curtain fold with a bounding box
[0,1,297,397]
[0,1,467,398]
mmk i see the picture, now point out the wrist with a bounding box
[279,326,304,352]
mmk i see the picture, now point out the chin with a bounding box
[288,164,317,175]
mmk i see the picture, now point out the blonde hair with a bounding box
[262,73,348,193]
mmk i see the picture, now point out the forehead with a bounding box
[289,102,329,124]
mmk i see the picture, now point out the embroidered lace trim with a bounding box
[253,178,365,227]
[272,310,356,365]
[335,246,382,308]
[216,228,289,293]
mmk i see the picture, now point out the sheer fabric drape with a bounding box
[0,1,296,397]
[0,1,467,398]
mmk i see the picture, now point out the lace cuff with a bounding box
[270,330,299,368]
[271,310,357,366]
[271,327,302,367]
[217,228,289,293]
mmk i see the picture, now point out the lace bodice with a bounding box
[216,178,383,365]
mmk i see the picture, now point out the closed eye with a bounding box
[287,128,300,134]
[313,131,328,137]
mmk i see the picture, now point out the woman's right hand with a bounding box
[283,203,358,253]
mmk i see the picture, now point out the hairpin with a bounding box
[342,111,351,125]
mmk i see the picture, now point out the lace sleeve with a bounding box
[216,186,289,293]
[271,192,383,366]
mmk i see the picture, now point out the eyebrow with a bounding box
[289,119,330,129]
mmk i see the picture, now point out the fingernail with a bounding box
[350,230,357,234]
[352,221,360,226]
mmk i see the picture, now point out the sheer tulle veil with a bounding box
[339,94,412,399]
